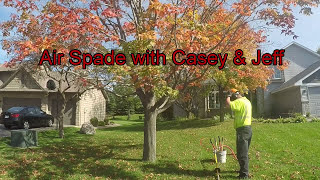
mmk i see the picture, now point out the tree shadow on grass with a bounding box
[1,129,143,180]
[142,160,239,179]
[101,123,144,132]
[157,118,221,131]
[143,161,211,177]
[102,118,221,132]
[1,137,11,146]
[0,119,224,180]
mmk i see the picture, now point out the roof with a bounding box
[271,60,320,94]
[32,70,83,93]
[0,66,46,91]
[0,66,86,93]
[0,64,17,72]
[283,42,320,58]
[0,89,46,92]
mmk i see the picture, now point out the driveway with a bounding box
[0,124,55,138]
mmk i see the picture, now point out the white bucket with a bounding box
[216,150,227,163]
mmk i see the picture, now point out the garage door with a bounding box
[51,99,76,125]
[308,87,320,117]
[3,97,41,111]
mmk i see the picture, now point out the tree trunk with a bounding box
[58,114,64,138]
[143,109,157,162]
[188,111,193,119]
[136,88,173,162]
[57,92,66,138]
[127,109,131,120]
[219,86,225,122]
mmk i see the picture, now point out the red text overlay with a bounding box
[38,49,285,69]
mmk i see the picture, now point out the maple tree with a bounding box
[0,0,106,138]
[1,0,319,162]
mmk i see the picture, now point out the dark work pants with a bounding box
[236,126,252,177]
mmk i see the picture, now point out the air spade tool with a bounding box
[206,136,238,179]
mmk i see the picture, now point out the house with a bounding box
[261,42,320,117]
[170,42,320,119]
[0,65,106,126]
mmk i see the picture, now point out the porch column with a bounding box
[204,96,208,118]
[41,94,49,113]
[75,98,81,126]
[0,95,3,114]
[256,88,264,117]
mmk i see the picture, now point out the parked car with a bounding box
[1,107,54,129]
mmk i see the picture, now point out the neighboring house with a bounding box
[262,42,320,117]
[198,87,252,118]
[166,83,233,119]
[0,65,106,125]
[170,42,320,119]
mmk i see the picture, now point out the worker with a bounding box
[226,89,252,179]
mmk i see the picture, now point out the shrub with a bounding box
[104,117,110,125]
[157,114,167,121]
[253,113,308,124]
[282,118,292,123]
[253,118,265,123]
[90,117,99,127]
[306,112,311,118]
[187,113,196,120]
[225,113,232,120]
[98,121,105,126]
[311,117,320,122]
[292,113,307,123]
[277,117,284,123]
[212,115,220,121]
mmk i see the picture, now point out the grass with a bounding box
[0,114,320,179]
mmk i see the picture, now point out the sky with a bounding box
[0,4,319,63]
[262,7,320,53]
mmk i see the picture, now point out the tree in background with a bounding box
[111,84,143,116]
[105,93,116,116]
[1,0,319,162]
[175,83,214,119]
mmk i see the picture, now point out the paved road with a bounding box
[0,124,55,138]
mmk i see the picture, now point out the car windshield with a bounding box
[7,107,24,113]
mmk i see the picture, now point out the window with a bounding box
[208,91,220,109]
[39,109,46,114]
[34,107,41,115]
[27,108,36,115]
[7,107,24,113]
[47,80,56,90]
[272,66,282,79]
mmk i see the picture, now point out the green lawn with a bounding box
[0,114,320,179]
